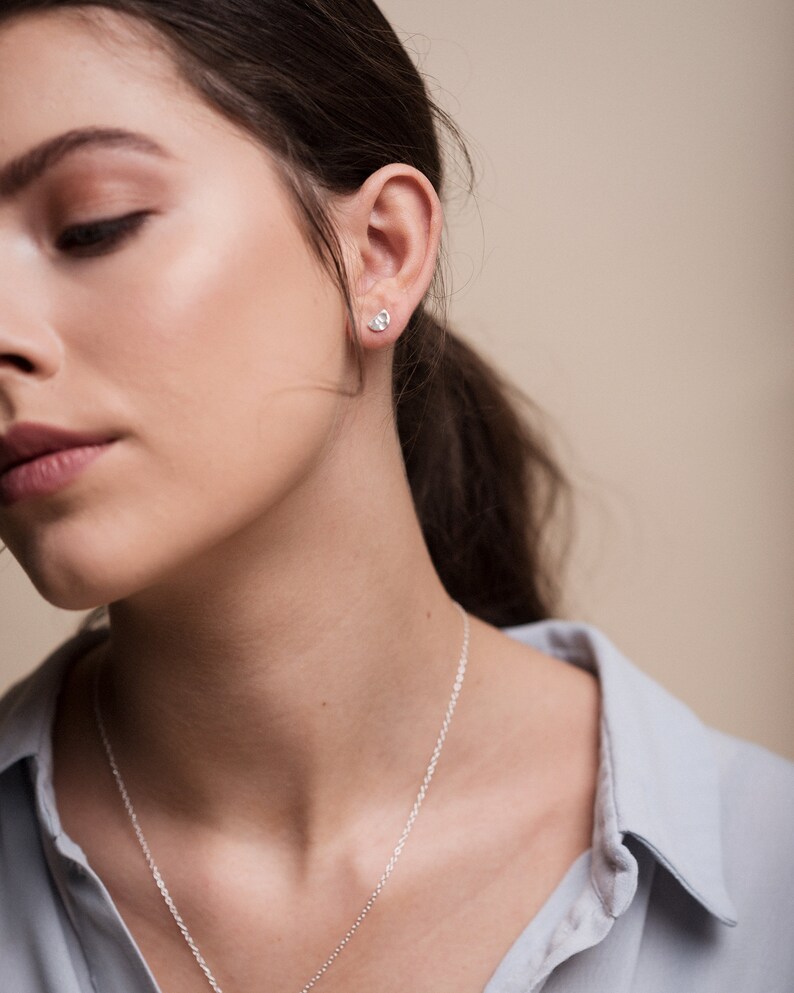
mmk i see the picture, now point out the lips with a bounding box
[0,422,118,506]
[0,422,117,476]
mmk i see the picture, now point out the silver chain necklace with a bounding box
[92,602,470,993]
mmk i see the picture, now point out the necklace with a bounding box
[92,601,471,993]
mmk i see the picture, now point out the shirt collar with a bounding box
[0,626,107,775]
[504,619,738,926]
[0,618,738,926]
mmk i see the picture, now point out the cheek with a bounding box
[12,206,351,607]
[76,204,345,403]
[77,192,349,448]
[139,215,349,495]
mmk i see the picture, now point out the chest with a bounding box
[108,820,588,993]
[49,632,602,993]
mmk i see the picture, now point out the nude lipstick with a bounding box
[0,423,117,506]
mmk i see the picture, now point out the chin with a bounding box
[26,562,130,612]
[5,527,150,612]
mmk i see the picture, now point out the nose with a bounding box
[0,224,64,384]
[0,306,64,383]
[0,318,62,384]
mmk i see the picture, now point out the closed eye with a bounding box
[55,210,152,257]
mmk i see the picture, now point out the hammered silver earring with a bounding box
[367,309,391,333]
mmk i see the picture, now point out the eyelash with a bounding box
[55,210,152,257]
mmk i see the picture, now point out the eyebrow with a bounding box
[0,127,171,200]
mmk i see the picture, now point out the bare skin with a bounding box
[0,9,600,993]
[54,625,599,993]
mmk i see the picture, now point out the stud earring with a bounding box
[367,309,391,333]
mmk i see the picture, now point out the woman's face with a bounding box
[0,9,353,608]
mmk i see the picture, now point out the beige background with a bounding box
[1,1,792,759]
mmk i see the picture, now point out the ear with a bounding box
[336,164,443,350]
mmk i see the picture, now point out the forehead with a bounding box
[0,9,248,166]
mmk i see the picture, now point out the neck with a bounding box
[92,426,469,852]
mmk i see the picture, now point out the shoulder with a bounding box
[483,617,794,986]
[710,725,794,812]
[710,723,794,793]
[501,618,794,901]
[652,727,794,986]
[708,727,794,904]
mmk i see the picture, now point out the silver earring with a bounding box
[367,309,391,333]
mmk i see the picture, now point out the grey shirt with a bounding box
[1,619,793,992]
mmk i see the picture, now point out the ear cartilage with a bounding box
[367,309,391,333]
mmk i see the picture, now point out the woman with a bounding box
[0,2,791,991]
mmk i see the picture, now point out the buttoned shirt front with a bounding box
[1,620,792,992]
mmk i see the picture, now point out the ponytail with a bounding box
[394,309,570,627]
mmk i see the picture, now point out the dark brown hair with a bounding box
[1,0,571,626]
